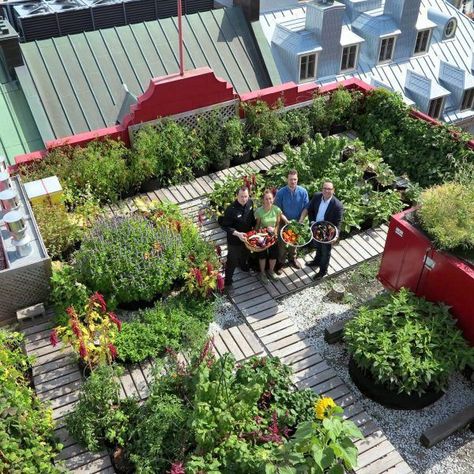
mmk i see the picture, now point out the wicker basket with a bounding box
[244,233,276,253]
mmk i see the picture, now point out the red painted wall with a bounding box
[378,208,474,344]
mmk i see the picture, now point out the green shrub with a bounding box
[20,139,131,204]
[283,108,311,144]
[355,88,474,187]
[344,288,474,395]
[75,215,185,305]
[0,330,61,473]
[222,116,244,159]
[115,296,214,363]
[66,365,138,452]
[49,262,89,326]
[418,182,474,250]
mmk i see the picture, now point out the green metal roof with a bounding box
[18,7,274,141]
[0,80,43,165]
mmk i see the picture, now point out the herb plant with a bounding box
[344,288,474,395]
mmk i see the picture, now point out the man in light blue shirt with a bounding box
[274,169,309,272]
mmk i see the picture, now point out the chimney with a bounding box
[234,0,260,23]
[0,17,22,78]
[384,0,423,60]
[305,0,346,77]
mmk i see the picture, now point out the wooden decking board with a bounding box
[38,379,83,402]
[280,345,319,366]
[336,239,366,263]
[34,362,79,385]
[287,352,324,373]
[254,317,295,338]
[310,374,346,395]
[28,340,65,358]
[52,400,77,420]
[345,237,373,260]
[219,328,246,361]
[354,431,387,454]
[212,332,229,358]
[50,391,80,411]
[359,419,381,438]
[235,292,273,310]
[236,323,265,355]
[272,339,312,359]
[194,176,213,194]
[260,324,300,345]
[228,325,255,358]
[64,453,112,472]
[21,319,54,336]
[56,442,88,461]
[250,310,288,330]
[265,332,305,352]
[240,299,279,317]
[296,367,338,390]
[32,353,75,377]
[120,370,141,400]
[232,280,264,296]
[335,392,358,408]
[34,347,76,367]
[127,364,149,400]
[332,242,360,266]
[382,461,413,474]
[25,326,55,345]
[322,383,351,400]
[232,286,268,304]
[291,359,331,383]
[54,427,77,448]
[36,370,82,394]
[356,440,396,470]
[265,279,286,297]
[353,232,382,256]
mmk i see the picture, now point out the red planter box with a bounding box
[378,208,474,345]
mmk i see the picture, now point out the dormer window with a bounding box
[414,29,431,55]
[341,45,358,72]
[461,88,474,110]
[299,54,317,82]
[428,97,444,119]
[378,37,396,63]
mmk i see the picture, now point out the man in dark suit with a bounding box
[299,181,343,279]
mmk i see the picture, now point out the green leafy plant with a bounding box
[49,261,89,326]
[222,116,244,159]
[51,293,122,371]
[75,215,185,305]
[417,181,474,251]
[115,296,214,363]
[196,111,227,169]
[0,330,62,473]
[208,168,266,217]
[283,107,311,145]
[66,365,138,451]
[344,288,474,395]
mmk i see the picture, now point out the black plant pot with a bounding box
[349,358,444,410]
[211,158,231,172]
[140,177,162,193]
[258,145,273,158]
[193,167,210,178]
[231,151,250,166]
[118,294,162,311]
[329,124,347,135]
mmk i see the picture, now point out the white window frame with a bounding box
[299,53,317,82]
[378,36,397,64]
[414,29,432,55]
[340,44,359,72]
[428,97,445,119]
[460,88,474,110]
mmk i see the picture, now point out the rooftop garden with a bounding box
[8,84,474,472]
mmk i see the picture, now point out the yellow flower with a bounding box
[314,397,336,420]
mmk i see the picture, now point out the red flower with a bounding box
[216,273,225,293]
[108,343,118,360]
[175,220,182,233]
[193,268,203,286]
[188,254,196,263]
[66,306,76,319]
[169,462,185,474]
[252,175,256,186]
[109,312,122,332]
[90,292,107,312]
[215,245,222,257]
[50,329,59,347]
[71,319,81,339]
[79,341,87,359]
[197,210,205,226]
[206,261,213,276]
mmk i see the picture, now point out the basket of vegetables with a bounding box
[311,221,339,244]
[280,221,312,248]
[244,228,277,252]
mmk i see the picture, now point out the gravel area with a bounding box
[208,295,244,335]
[281,281,474,474]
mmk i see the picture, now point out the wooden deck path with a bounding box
[19,147,412,473]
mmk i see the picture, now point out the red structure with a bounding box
[378,208,474,345]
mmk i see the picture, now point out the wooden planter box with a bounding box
[377,208,474,345]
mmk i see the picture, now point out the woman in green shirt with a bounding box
[255,189,288,283]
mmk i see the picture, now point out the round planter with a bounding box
[258,145,273,158]
[211,158,231,172]
[348,358,445,410]
[231,151,250,166]
[140,177,162,193]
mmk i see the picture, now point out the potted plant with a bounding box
[222,116,245,165]
[283,108,311,146]
[196,112,229,172]
[344,288,474,409]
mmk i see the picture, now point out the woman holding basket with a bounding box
[254,189,288,284]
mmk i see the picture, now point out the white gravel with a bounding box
[208,295,244,335]
[281,283,474,474]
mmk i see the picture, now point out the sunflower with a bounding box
[314,396,336,420]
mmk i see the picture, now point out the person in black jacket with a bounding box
[299,181,343,279]
[221,186,256,288]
